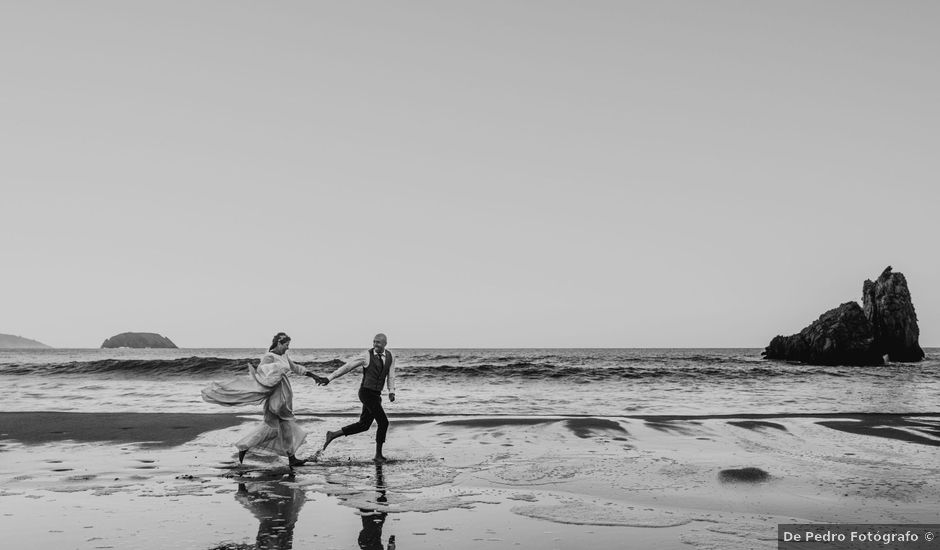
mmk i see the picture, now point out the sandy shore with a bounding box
[1,412,938,549]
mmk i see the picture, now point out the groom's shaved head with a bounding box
[373,333,388,352]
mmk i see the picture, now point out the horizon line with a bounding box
[4,345,940,351]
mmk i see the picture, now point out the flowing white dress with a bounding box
[202,352,308,456]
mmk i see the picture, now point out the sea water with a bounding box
[2,348,939,416]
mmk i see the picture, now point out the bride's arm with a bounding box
[254,353,288,385]
[286,354,307,376]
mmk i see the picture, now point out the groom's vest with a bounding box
[361,349,392,391]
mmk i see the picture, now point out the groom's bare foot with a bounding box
[322,430,341,450]
[373,455,387,463]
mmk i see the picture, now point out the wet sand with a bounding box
[0,411,245,448]
[1,412,938,549]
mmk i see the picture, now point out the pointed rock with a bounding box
[863,266,925,362]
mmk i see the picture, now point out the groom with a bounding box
[321,333,396,462]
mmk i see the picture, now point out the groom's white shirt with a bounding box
[327,349,396,393]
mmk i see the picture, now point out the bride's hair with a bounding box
[269,332,290,352]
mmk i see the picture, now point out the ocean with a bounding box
[3,348,939,417]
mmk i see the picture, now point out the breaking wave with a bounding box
[1,353,931,382]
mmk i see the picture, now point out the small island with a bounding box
[100,332,178,349]
[0,333,51,349]
[763,266,924,366]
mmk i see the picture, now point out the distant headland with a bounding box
[0,334,51,349]
[101,332,178,349]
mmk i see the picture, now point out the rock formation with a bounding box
[863,266,925,362]
[763,302,883,366]
[764,267,925,365]
[0,334,51,349]
[101,332,178,349]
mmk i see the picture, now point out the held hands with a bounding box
[306,372,330,386]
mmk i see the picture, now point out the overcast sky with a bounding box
[2,1,938,348]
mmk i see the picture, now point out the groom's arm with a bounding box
[327,354,367,382]
[386,356,396,399]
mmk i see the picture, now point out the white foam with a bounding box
[512,499,693,528]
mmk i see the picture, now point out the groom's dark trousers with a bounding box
[341,387,388,443]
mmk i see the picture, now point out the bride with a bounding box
[202,332,327,467]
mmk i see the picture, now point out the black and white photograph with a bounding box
[2,2,938,549]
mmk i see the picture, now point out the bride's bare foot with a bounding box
[238,449,247,464]
[322,430,341,450]
[288,455,307,467]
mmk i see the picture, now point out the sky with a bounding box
[2,1,938,348]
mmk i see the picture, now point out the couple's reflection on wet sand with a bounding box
[213,462,395,550]
[358,463,396,550]
[233,477,306,550]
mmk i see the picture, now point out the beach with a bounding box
[6,0,940,546]
[2,410,938,549]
